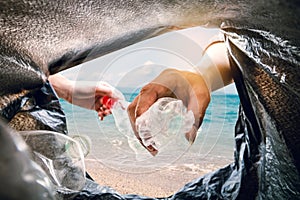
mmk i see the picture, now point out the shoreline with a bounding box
[84,158,225,198]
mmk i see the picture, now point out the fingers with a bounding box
[98,111,111,121]
[97,105,112,121]
[94,82,123,121]
[185,72,210,143]
[134,84,160,118]
[127,96,141,139]
[185,124,199,144]
[128,83,169,155]
[127,84,158,139]
[128,69,211,155]
[96,96,114,121]
[128,82,171,124]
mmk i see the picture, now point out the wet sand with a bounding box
[85,158,222,198]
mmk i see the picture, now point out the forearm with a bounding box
[48,74,74,103]
[195,42,233,92]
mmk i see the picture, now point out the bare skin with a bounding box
[127,42,233,155]
[48,74,115,120]
[48,42,232,155]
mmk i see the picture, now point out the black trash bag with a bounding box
[222,26,300,199]
[0,1,300,200]
[20,130,87,192]
[170,26,300,199]
[55,26,300,200]
[0,82,67,134]
[0,120,55,200]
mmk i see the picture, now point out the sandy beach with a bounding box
[61,94,238,197]
[85,158,222,198]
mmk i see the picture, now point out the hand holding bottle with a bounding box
[127,69,211,155]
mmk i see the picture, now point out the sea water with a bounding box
[60,91,239,174]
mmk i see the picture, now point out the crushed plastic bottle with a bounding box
[103,91,195,157]
[135,97,195,155]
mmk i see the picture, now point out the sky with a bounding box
[61,27,237,95]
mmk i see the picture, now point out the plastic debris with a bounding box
[0,122,55,200]
[136,97,194,155]
[20,130,86,192]
[0,0,299,199]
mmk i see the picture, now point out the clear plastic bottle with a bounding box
[19,130,86,191]
[135,97,195,155]
[102,94,147,158]
[103,93,195,157]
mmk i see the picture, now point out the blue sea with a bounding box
[60,91,240,174]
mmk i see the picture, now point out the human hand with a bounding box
[49,74,118,120]
[127,69,211,155]
[71,81,121,120]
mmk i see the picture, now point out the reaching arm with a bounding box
[196,42,232,92]
[127,41,233,155]
[48,74,114,120]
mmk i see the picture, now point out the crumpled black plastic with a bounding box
[54,26,300,200]
[0,120,56,200]
[1,1,300,200]
[0,82,67,134]
[1,28,299,200]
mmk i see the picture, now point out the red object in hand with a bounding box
[102,96,117,109]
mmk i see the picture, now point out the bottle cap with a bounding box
[102,96,117,109]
